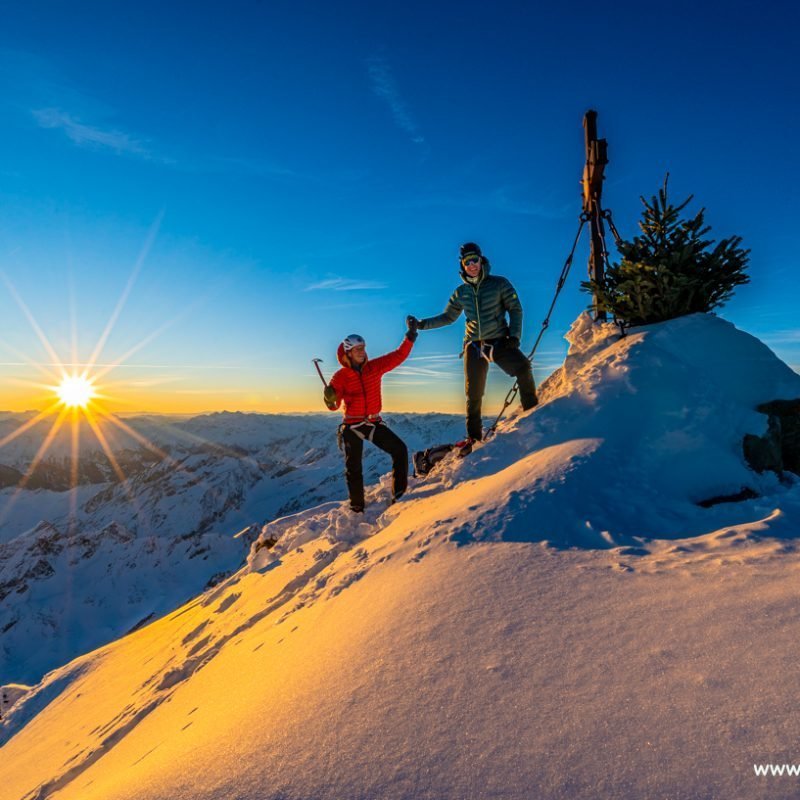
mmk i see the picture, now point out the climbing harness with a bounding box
[337,420,379,450]
[469,340,495,363]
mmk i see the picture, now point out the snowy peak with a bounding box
[448,313,800,540]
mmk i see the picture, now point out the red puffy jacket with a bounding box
[328,337,413,423]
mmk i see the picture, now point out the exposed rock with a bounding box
[697,487,759,508]
[102,522,135,544]
[24,559,55,581]
[757,399,800,474]
[30,524,64,557]
[743,416,783,473]
[744,398,800,476]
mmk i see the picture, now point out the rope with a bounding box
[484,214,588,439]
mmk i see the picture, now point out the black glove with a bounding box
[506,336,520,349]
[406,315,419,342]
[323,385,338,409]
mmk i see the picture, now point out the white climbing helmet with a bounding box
[342,334,366,351]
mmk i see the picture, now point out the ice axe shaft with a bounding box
[311,358,328,387]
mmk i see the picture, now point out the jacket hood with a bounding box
[337,342,367,369]
[460,257,492,284]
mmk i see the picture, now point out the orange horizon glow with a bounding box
[0,363,471,417]
[0,389,469,416]
[0,372,514,416]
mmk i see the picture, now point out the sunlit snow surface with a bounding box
[3,313,800,800]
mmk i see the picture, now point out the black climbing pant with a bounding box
[464,338,538,440]
[341,421,408,511]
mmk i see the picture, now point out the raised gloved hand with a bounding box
[406,315,419,342]
[323,385,338,409]
[506,336,520,349]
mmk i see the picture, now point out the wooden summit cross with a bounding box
[582,109,610,322]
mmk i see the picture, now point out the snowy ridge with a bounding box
[3,313,800,800]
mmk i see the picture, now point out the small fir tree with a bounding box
[583,179,750,326]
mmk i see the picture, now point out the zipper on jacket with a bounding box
[359,371,368,417]
[473,284,482,340]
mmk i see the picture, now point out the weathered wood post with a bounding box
[582,110,609,321]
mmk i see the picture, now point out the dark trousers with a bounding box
[342,422,408,511]
[464,339,538,440]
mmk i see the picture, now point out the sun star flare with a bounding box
[56,375,96,408]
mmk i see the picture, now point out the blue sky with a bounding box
[0,0,797,413]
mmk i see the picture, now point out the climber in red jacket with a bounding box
[324,319,418,512]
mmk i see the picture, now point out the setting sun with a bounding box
[56,375,96,408]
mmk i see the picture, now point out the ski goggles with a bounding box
[461,255,481,267]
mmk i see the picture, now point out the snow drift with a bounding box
[3,313,800,800]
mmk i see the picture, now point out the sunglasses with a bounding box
[462,256,481,267]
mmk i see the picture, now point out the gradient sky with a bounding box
[0,0,797,415]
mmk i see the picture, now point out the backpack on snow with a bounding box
[413,443,457,477]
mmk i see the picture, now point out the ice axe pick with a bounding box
[311,358,328,387]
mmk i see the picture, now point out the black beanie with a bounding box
[460,242,482,259]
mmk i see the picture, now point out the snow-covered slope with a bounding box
[3,313,800,800]
[0,412,464,685]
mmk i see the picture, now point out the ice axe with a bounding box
[311,358,328,387]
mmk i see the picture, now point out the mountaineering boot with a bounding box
[456,437,475,458]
